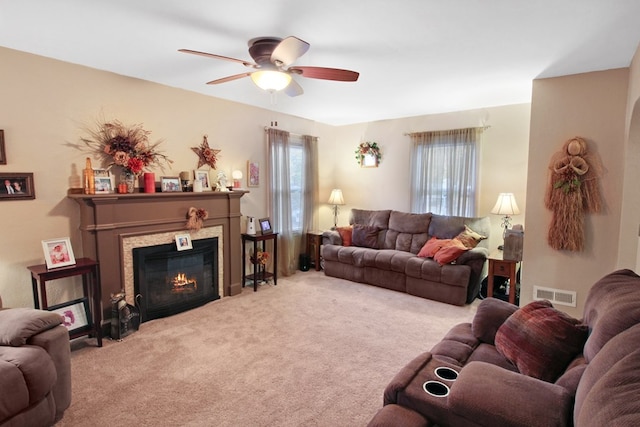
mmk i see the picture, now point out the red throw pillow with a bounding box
[336,226,353,246]
[433,239,468,265]
[495,300,588,382]
[417,237,452,258]
[352,224,380,248]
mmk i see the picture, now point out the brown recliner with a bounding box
[370,269,640,426]
[0,297,72,427]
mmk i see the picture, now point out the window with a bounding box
[410,128,481,216]
[288,138,304,232]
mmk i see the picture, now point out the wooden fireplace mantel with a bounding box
[68,189,247,326]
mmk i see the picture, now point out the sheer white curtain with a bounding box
[267,129,318,277]
[409,127,482,216]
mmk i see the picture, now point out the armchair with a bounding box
[0,296,72,426]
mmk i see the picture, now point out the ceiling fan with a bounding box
[179,36,359,96]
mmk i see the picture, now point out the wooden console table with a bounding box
[27,258,103,347]
[241,233,278,291]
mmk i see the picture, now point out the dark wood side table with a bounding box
[306,231,324,271]
[241,233,278,291]
[487,251,519,305]
[27,258,103,347]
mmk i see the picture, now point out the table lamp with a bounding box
[491,193,520,249]
[328,189,345,229]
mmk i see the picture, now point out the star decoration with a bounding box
[192,135,221,169]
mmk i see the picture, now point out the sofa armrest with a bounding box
[322,230,342,246]
[456,246,488,264]
[384,351,433,405]
[449,362,573,427]
[471,297,519,344]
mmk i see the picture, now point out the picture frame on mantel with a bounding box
[0,130,6,165]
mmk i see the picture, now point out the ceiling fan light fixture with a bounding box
[251,70,291,92]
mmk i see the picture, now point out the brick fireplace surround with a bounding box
[68,190,247,334]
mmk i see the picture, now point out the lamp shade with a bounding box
[328,189,345,205]
[491,193,521,216]
[232,170,243,180]
[250,70,292,91]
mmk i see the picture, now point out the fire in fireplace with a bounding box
[133,237,219,322]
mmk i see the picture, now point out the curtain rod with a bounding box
[263,126,305,138]
[403,125,490,136]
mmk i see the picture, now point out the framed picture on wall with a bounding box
[247,161,259,187]
[0,130,6,165]
[1,172,35,201]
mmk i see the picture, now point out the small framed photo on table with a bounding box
[175,234,193,251]
[42,237,76,269]
[47,298,91,335]
[259,217,273,234]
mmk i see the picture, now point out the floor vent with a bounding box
[533,286,577,307]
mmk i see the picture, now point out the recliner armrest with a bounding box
[322,230,342,246]
[449,362,573,427]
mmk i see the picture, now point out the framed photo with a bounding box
[93,169,113,193]
[0,129,5,165]
[161,176,182,192]
[175,234,193,251]
[259,217,273,234]
[194,170,211,191]
[1,172,35,201]
[47,298,91,335]
[247,161,259,187]
[41,237,76,269]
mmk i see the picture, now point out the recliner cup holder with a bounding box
[434,366,458,381]
[423,380,450,397]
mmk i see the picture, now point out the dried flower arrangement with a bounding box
[250,250,270,266]
[78,119,172,175]
[186,207,209,231]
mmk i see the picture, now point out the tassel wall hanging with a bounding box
[544,137,602,251]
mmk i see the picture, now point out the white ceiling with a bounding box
[2,0,640,126]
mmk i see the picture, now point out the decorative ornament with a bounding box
[192,135,221,169]
[186,207,209,232]
[544,137,602,251]
[355,141,382,165]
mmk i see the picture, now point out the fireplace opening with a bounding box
[133,237,219,322]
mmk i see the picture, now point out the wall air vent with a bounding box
[533,286,577,307]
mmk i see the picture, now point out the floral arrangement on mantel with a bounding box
[79,119,173,175]
[355,141,382,165]
[250,250,270,266]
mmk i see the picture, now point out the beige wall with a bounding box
[524,68,630,317]
[0,46,531,309]
[320,105,531,252]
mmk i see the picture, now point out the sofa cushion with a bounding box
[0,308,62,346]
[433,239,468,265]
[494,300,588,382]
[417,237,451,258]
[336,226,353,246]
[454,225,487,249]
[352,224,380,249]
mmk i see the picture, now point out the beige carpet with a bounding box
[56,271,479,427]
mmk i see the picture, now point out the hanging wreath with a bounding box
[355,141,382,165]
[544,137,602,251]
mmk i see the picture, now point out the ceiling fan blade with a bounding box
[284,79,304,97]
[289,66,359,82]
[271,36,310,67]
[206,72,252,85]
[178,49,257,68]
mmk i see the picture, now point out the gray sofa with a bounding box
[368,269,640,427]
[0,296,72,427]
[321,209,491,306]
